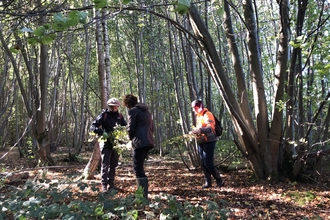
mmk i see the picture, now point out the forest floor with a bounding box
[1,146,330,219]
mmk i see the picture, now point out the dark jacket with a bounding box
[90,109,127,148]
[127,103,154,150]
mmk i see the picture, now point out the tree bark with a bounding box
[83,142,100,179]
[82,9,108,179]
[290,0,309,179]
[268,0,290,177]
[36,4,54,165]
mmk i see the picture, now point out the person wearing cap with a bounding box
[191,99,224,188]
[123,94,154,199]
[90,98,127,193]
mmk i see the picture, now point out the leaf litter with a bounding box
[1,148,330,219]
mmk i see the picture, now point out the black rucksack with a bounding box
[213,114,223,137]
[202,111,223,137]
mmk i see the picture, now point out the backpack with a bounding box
[203,111,223,137]
[204,111,223,137]
[213,114,223,137]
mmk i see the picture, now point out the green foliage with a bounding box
[174,0,191,15]
[214,0,225,17]
[134,186,149,206]
[284,191,316,206]
[275,99,285,112]
[20,10,88,45]
[94,0,108,9]
[110,124,130,144]
[0,175,229,219]
[89,124,129,155]
[289,35,306,48]
[53,11,88,31]
[156,194,229,219]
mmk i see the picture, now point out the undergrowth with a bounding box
[0,173,230,220]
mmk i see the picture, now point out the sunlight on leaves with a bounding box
[34,26,46,36]
[284,191,316,207]
[275,99,285,112]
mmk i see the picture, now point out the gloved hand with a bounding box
[192,128,201,135]
[102,132,109,139]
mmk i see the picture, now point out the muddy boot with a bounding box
[202,165,212,188]
[210,168,224,187]
[136,177,148,199]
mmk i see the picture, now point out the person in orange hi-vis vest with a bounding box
[190,99,224,188]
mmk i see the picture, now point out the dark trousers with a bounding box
[133,146,151,178]
[198,141,217,172]
[100,147,119,186]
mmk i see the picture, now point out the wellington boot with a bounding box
[136,177,148,199]
[210,168,224,187]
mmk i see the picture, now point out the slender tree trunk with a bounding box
[48,34,61,152]
[290,0,309,178]
[36,41,54,165]
[96,10,108,105]
[267,0,290,178]
[68,34,78,157]
[223,1,254,131]
[139,12,146,102]
[102,11,111,94]
[77,22,91,155]
[82,9,108,179]
[168,21,199,167]
[188,5,264,178]
[35,5,54,165]
[242,0,269,177]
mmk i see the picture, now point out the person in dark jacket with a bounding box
[90,98,127,193]
[191,99,224,188]
[123,94,154,199]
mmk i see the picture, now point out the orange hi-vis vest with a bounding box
[196,108,215,131]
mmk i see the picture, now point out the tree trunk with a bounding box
[188,4,264,178]
[36,41,54,166]
[288,0,309,179]
[82,9,108,178]
[83,142,100,179]
[102,11,111,94]
[267,0,290,178]
[36,5,54,165]
[223,1,254,129]
[96,10,108,105]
